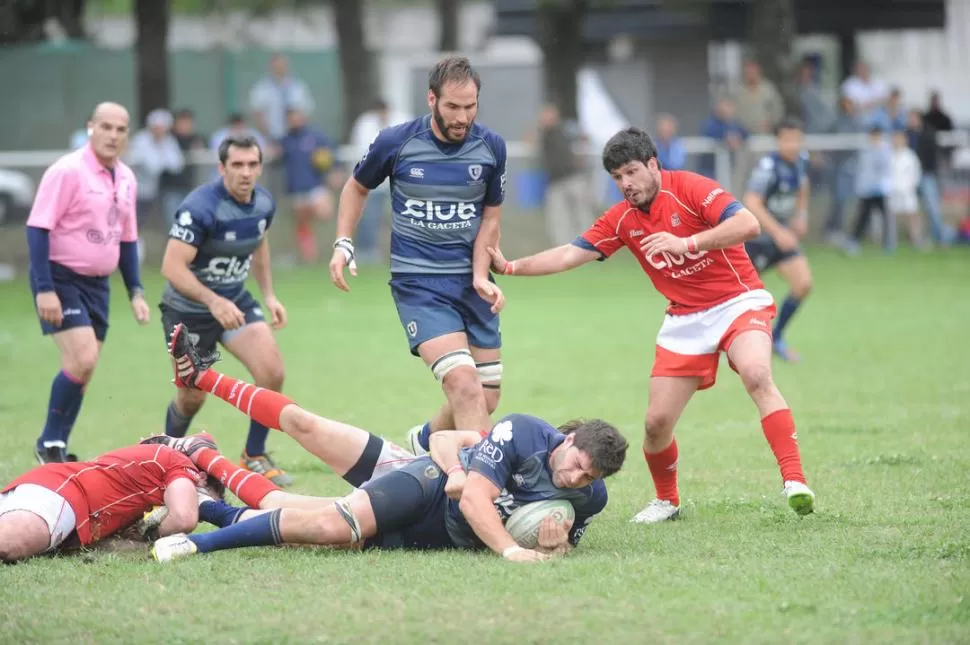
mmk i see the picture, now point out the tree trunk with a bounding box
[134,0,171,124]
[436,0,460,52]
[747,0,799,120]
[332,0,376,142]
[536,0,587,121]
[0,0,50,44]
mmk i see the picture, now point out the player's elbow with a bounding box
[737,210,761,239]
[163,505,199,536]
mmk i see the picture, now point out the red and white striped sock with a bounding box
[195,370,294,430]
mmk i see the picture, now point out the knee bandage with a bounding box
[334,498,362,544]
[430,349,476,382]
[476,361,503,389]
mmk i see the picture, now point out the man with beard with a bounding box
[485,127,816,524]
[328,56,509,455]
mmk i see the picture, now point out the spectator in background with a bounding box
[349,98,411,264]
[536,102,594,247]
[796,59,835,135]
[209,113,268,154]
[888,129,925,249]
[841,61,889,126]
[279,107,341,264]
[844,126,893,255]
[127,109,185,223]
[823,96,864,245]
[923,91,953,133]
[249,53,315,143]
[907,109,953,245]
[699,97,748,187]
[871,88,907,131]
[655,114,687,171]
[159,108,206,229]
[730,58,784,135]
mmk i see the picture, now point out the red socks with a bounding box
[761,408,807,484]
[196,371,294,430]
[194,446,279,507]
[644,439,680,507]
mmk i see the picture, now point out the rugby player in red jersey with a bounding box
[0,444,202,562]
[487,127,815,523]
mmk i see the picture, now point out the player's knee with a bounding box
[739,363,774,397]
[63,345,99,382]
[164,507,199,535]
[284,408,319,438]
[644,409,677,440]
[253,362,285,391]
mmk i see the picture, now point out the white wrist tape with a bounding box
[502,545,524,559]
[333,237,357,269]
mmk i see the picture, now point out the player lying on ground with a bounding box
[0,444,202,563]
[150,323,628,563]
[486,127,815,523]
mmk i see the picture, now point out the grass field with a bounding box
[0,248,968,644]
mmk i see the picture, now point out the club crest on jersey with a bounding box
[468,164,483,181]
[670,213,681,227]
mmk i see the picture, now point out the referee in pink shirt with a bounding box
[26,102,151,464]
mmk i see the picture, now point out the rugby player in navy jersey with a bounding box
[327,56,509,456]
[150,323,628,563]
[158,134,293,487]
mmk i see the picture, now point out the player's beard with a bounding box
[432,104,471,143]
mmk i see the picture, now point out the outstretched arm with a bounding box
[489,243,600,277]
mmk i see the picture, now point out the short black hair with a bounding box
[227,112,245,124]
[175,108,194,120]
[428,56,481,98]
[602,127,659,173]
[774,116,803,136]
[558,418,629,478]
[218,134,262,164]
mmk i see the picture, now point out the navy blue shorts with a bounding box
[30,262,110,342]
[745,233,801,273]
[389,274,501,356]
[158,290,265,355]
[362,456,456,551]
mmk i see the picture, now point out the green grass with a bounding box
[1,247,968,644]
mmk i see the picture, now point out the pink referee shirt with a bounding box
[26,144,138,277]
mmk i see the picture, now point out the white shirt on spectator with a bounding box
[126,130,185,201]
[349,108,410,193]
[841,75,889,110]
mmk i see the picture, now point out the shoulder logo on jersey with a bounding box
[468,164,483,181]
[409,167,425,179]
[178,211,193,226]
[491,420,513,445]
[701,188,724,208]
[225,231,236,241]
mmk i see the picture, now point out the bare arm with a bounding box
[250,237,276,301]
[160,239,220,307]
[742,192,785,239]
[473,205,501,284]
[498,243,601,277]
[157,478,199,536]
[335,177,370,239]
[429,430,483,473]
[693,208,761,252]
[458,472,520,556]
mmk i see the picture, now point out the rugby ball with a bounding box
[505,500,575,549]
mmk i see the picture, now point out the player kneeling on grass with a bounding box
[0,444,202,563]
[486,126,816,524]
[150,323,628,563]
